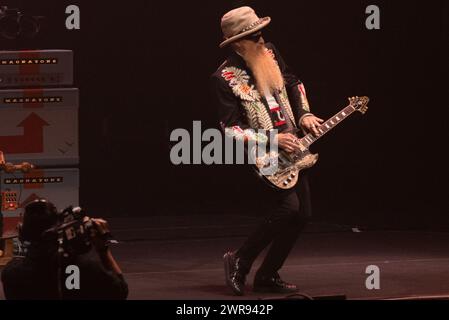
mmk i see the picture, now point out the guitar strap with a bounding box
[273,90,297,132]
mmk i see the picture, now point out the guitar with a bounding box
[253,96,369,190]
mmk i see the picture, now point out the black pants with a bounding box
[236,173,312,279]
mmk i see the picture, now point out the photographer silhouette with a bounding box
[1,199,128,300]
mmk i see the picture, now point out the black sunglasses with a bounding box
[243,31,262,42]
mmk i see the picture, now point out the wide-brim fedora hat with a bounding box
[219,6,271,48]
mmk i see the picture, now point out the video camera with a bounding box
[43,206,118,257]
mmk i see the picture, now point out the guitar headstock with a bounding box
[349,96,370,115]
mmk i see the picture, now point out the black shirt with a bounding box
[1,246,128,300]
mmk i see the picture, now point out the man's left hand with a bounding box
[301,115,324,137]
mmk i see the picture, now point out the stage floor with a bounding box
[114,231,449,300]
[2,225,449,300]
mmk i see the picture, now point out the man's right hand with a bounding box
[275,133,301,153]
[89,217,124,275]
[90,218,111,252]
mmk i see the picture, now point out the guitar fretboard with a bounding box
[301,105,356,148]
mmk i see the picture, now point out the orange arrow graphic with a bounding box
[0,112,49,154]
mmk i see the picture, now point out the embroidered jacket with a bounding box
[211,43,312,144]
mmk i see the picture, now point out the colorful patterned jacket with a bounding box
[211,42,313,144]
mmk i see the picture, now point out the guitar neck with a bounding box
[301,105,356,148]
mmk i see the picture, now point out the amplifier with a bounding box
[0,50,73,88]
[0,167,79,237]
[0,88,79,166]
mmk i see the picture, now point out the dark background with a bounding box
[1,0,448,229]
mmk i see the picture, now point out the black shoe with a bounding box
[223,251,246,296]
[253,273,299,294]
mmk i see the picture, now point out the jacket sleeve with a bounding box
[267,43,314,127]
[210,73,270,144]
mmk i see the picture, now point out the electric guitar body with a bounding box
[253,96,369,190]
